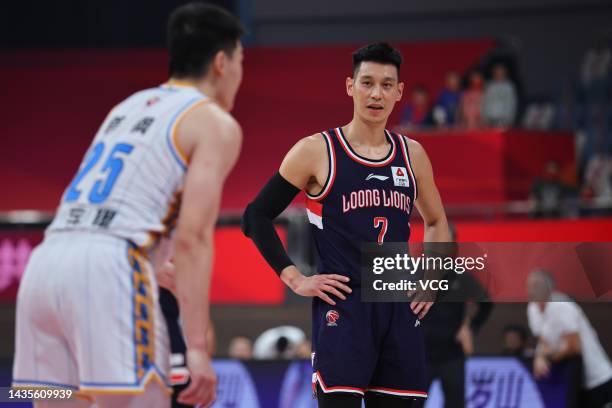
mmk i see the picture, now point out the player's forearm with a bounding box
[423,217,451,242]
[241,172,300,275]
[173,232,213,350]
[280,265,305,291]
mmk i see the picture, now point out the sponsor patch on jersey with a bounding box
[391,166,410,187]
[326,310,340,327]
[366,173,389,181]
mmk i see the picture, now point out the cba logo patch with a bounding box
[326,310,340,327]
[391,166,410,187]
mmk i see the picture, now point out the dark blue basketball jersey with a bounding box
[306,127,418,283]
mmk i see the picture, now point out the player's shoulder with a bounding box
[403,136,426,159]
[183,101,242,141]
[292,132,328,157]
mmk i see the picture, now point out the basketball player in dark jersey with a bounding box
[242,43,450,408]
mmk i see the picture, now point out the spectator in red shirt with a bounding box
[459,71,484,129]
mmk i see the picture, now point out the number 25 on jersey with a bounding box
[64,142,134,204]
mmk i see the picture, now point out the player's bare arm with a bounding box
[408,139,450,319]
[242,134,352,307]
[173,102,242,406]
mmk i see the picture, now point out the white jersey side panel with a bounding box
[47,85,207,247]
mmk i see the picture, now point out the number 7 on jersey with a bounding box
[373,217,388,245]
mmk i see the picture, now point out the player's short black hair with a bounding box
[352,42,403,77]
[167,2,246,78]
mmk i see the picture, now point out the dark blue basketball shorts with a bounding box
[312,287,428,400]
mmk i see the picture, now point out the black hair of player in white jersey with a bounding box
[167,2,246,79]
[352,42,403,78]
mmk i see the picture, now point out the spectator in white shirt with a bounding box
[527,269,612,407]
[482,63,518,127]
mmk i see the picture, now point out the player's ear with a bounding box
[212,50,227,76]
[346,77,354,96]
[396,81,404,102]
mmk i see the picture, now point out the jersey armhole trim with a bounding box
[305,131,336,201]
[397,133,418,200]
[166,97,209,171]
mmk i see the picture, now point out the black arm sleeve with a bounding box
[241,172,301,275]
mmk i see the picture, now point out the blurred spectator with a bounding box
[228,335,253,359]
[580,42,610,93]
[424,224,493,408]
[527,269,612,407]
[432,70,462,127]
[522,102,555,130]
[253,325,306,359]
[530,160,573,218]
[459,71,485,129]
[482,63,518,127]
[581,154,612,215]
[398,84,434,131]
[502,324,532,358]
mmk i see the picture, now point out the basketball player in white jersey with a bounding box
[12,3,244,407]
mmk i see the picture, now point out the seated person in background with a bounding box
[432,70,463,128]
[228,336,253,360]
[502,324,533,358]
[482,63,518,127]
[527,269,612,408]
[529,160,573,218]
[397,84,434,131]
[458,70,484,129]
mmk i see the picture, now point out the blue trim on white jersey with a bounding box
[166,97,203,171]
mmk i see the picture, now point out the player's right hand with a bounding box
[288,269,352,305]
[156,260,176,295]
[178,348,217,407]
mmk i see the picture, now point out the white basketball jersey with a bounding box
[47,83,208,247]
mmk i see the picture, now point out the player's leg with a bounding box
[93,381,170,408]
[316,384,363,408]
[34,398,93,408]
[159,287,193,407]
[73,239,171,400]
[311,290,376,407]
[438,357,465,408]
[364,392,425,408]
[12,239,82,394]
[368,303,428,406]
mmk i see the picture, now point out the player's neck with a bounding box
[167,77,217,100]
[343,118,388,146]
